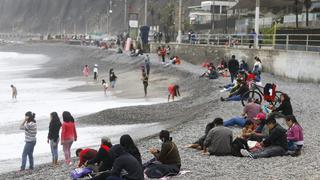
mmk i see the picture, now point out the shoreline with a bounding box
[1,43,320,180]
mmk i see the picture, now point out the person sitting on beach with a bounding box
[240,60,249,72]
[284,115,303,157]
[240,117,288,159]
[102,79,109,95]
[200,64,219,80]
[120,135,142,164]
[76,148,98,168]
[203,118,233,156]
[269,93,293,118]
[240,121,255,140]
[168,84,180,102]
[223,98,261,127]
[220,78,241,93]
[186,119,217,150]
[220,80,249,102]
[106,145,144,180]
[86,137,113,172]
[246,113,269,142]
[11,84,17,99]
[145,130,181,178]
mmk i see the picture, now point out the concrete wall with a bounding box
[151,43,320,83]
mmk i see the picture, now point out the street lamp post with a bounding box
[254,0,260,49]
[144,0,148,25]
[124,0,127,31]
[177,0,182,43]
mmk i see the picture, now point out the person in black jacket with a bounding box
[221,81,249,101]
[87,137,113,172]
[120,135,142,164]
[228,55,239,83]
[270,93,293,118]
[106,145,144,180]
[47,112,61,165]
[109,69,117,88]
[241,117,288,159]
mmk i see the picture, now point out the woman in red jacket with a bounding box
[61,111,77,165]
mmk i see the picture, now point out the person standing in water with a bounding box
[109,68,117,88]
[82,65,90,78]
[141,73,149,97]
[144,54,151,76]
[11,85,17,99]
[20,111,37,171]
[93,64,99,81]
[102,79,109,95]
[47,112,61,166]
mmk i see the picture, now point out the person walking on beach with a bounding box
[61,111,77,165]
[11,84,17,99]
[228,55,239,83]
[144,54,151,76]
[93,64,99,81]
[109,69,117,88]
[47,112,61,166]
[20,111,37,171]
[142,73,149,97]
[82,65,90,78]
[102,79,109,95]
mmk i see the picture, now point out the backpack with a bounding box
[70,167,93,180]
[145,163,179,178]
[231,138,249,157]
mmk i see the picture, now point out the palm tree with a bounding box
[304,0,312,26]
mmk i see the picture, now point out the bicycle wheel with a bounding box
[241,90,262,106]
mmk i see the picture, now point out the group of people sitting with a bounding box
[74,130,181,180]
[187,55,303,159]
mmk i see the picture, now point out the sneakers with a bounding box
[240,149,255,159]
[290,150,301,157]
[220,97,225,101]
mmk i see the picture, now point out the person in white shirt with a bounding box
[93,64,99,81]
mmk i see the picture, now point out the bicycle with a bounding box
[241,83,283,107]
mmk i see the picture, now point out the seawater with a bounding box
[0,52,164,173]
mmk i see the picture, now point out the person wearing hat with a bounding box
[93,64,99,81]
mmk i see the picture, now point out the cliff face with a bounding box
[0,0,202,34]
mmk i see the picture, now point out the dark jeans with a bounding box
[251,146,286,159]
[230,72,237,83]
[21,141,36,170]
[106,177,123,180]
[226,95,241,101]
[143,83,148,96]
[162,55,165,63]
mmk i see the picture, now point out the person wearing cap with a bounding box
[223,98,261,127]
[241,117,288,159]
[86,137,113,172]
[93,64,99,81]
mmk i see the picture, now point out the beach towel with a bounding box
[145,170,191,180]
[70,167,93,180]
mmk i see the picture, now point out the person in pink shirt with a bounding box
[285,115,303,156]
[83,65,90,78]
[61,111,77,165]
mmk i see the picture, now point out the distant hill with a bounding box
[0,0,203,34]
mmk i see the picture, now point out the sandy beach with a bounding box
[1,43,320,180]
